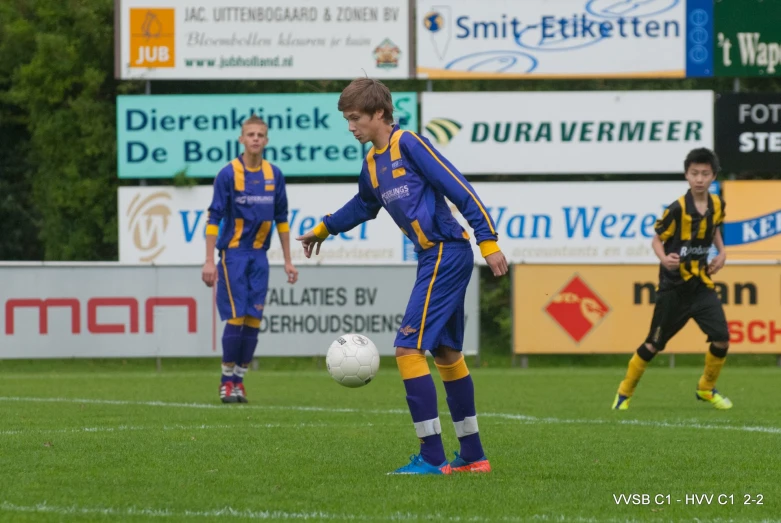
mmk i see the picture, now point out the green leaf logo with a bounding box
[425,118,462,145]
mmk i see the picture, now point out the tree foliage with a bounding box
[0,0,779,262]
[1,0,123,260]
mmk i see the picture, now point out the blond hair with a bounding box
[242,115,267,133]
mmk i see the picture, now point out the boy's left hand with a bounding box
[708,252,726,275]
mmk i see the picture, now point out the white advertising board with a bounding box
[421,91,714,174]
[119,182,703,265]
[117,0,410,79]
[118,185,405,265]
[0,265,479,358]
[450,181,704,264]
[416,0,691,79]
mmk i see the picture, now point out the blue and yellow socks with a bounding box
[224,316,260,384]
[239,317,261,375]
[221,321,243,384]
[436,356,484,462]
[397,353,446,466]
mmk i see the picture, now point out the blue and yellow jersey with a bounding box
[206,157,289,251]
[319,126,499,256]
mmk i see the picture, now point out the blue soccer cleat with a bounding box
[388,454,449,475]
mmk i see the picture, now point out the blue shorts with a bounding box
[395,241,473,353]
[216,249,269,321]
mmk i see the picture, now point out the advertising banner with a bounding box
[118,185,405,265]
[0,264,479,358]
[721,181,781,262]
[715,93,781,173]
[416,0,714,79]
[714,0,781,77]
[120,182,697,266]
[512,264,781,354]
[116,93,418,178]
[117,0,410,79]
[421,91,714,174]
[449,182,692,264]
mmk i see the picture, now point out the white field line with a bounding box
[0,421,356,437]
[1,367,779,380]
[1,501,778,523]
[1,396,780,436]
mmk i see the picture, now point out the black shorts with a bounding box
[645,281,730,351]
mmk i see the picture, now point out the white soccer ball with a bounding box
[326,333,380,388]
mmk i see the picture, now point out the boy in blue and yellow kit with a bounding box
[202,115,298,404]
[297,79,508,475]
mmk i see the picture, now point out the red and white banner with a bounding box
[0,264,478,358]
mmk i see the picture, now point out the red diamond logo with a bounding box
[544,275,610,343]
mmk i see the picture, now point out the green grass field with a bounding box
[0,359,779,522]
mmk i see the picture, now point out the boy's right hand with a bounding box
[296,230,324,259]
[485,250,509,277]
[662,253,680,271]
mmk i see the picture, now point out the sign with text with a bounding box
[513,264,781,354]
[120,182,696,266]
[715,93,781,173]
[117,0,410,79]
[721,181,781,262]
[0,264,479,358]
[116,93,417,178]
[421,91,714,174]
[714,0,781,77]
[416,0,714,79]
[118,185,406,265]
[450,182,691,264]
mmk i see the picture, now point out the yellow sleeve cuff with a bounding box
[276,222,290,233]
[313,221,330,240]
[479,240,501,258]
[205,224,219,236]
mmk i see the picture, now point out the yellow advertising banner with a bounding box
[722,181,781,261]
[513,265,781,354]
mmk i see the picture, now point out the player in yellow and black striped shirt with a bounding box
[613,148,733,411]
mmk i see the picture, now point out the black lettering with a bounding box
[324,288,334,306]
[633,282,656,304]
[714,282,728,304]
[734,283,757,305]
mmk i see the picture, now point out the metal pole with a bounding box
[669,354,675,368]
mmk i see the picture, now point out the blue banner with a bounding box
[116,93,418,178]
[685,0,714,77]
[723,210,781,247]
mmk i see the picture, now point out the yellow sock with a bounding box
[698,352,726,391]
[617,354,649,397]
[435,356,469,382]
